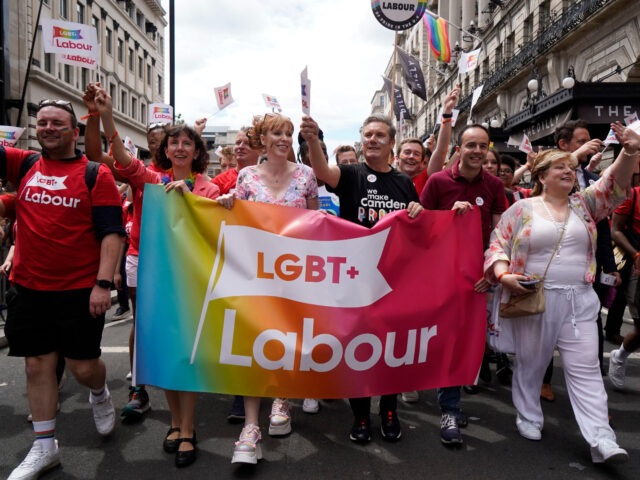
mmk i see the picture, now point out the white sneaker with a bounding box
[8,440,60,480]
[89,385,115,436]
[231,424,262,464]
[591,429,629,464]
[401,391,419,403]
[125,371,132,380]
[302,398,320,414]
[268,398,292,436]
[516,414,541,441]
[608,348,626,390]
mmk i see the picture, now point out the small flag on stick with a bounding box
[301,66,311,115]
[214,83,234,111]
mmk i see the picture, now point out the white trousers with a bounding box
[511,285,615,446]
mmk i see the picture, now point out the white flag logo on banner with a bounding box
[458,48,481,74]
[262,94,282,112]
[149,103,173,124]
[519,133,534,154]
[214,83,234,111]
[41,19,99,60]
[301,66,311,116]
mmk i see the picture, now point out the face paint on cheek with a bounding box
[60,128,72,135]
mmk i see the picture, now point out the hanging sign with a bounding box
[370,1,428,31]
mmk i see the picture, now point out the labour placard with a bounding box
[41,19,99,60]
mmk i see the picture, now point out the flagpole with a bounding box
[390,31,398,121]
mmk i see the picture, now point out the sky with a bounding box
[160,0,395,162]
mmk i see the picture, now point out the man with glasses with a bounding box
[3,99,124,480]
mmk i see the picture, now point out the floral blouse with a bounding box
[484,167,628,284]
[235,163,318,208]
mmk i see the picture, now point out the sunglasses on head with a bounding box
[148,122,168,132]
[38,99,76,117]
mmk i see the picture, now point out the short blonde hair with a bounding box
[530,149,578,196]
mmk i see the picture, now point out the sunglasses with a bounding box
[38,99,76,117]
[148,122,169,132]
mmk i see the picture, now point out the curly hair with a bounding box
[247,114,294,151]
[156,125,210,173]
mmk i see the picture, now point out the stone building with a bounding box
[2,0,167,158]
[373,0,640,162]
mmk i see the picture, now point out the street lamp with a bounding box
[562,65,576,89]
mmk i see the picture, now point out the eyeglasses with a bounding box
[38,99,76,117]
[499,168,513,175]
[148,122,169,132]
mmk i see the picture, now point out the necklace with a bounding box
[539,198,569,257]
[161,169,196,191]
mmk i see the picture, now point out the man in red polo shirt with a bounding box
[420,124,507,446]
[3,99,124,480]
[211,128,262,194]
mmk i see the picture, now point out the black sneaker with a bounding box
[463,385,480,394]
[380,410,402,441]
[112,306,131,320]
[456,410,468,428]
[496,354,513,386]
[440,413,463,444]
[122,386,150,419]
[227,395,245,424]
[349,416,371,443]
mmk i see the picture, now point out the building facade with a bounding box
[201,125,238,177]
[3,0,166,157]
[373,0,640,162]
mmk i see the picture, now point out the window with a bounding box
[379,95,384,107]
[76,2,85,24]
[136,11,144,28]
[147,64,151,85]
[117,38,124,63]
[129,48,134,71]
[157,75,162,95]
[92,16,100,43]
[64,64,73,84]
[105,28,112,54]
[132,98,137,121]
[524,15,533,42]
[121,91,127,114]
[60,0,68,18]
[505,32,515,58]
[141,103,146,124]
[127,4,135,19]
[81,68,89,90]
[539,0,551,30]
[138,57,143,79]
[109,83,116,108]
[159,35,164,55]
[44,53,53,73]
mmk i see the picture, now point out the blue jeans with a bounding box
[437,386,460,415]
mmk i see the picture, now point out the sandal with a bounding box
[175,432,197,468]
[163,427,181,453]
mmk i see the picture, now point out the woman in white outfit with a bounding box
[484,123,639,464]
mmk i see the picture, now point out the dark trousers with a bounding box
[350,394,397,419]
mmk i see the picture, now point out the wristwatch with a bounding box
[442,113,453,119]
[95,279,111,289]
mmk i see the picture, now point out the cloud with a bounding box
[162,0,394,160]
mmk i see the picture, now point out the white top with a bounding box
[525,210,590,286]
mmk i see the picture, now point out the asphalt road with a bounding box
[1,310,639,480]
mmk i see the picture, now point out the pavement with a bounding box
[0,303,639,479]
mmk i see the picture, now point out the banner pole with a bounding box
[390,31,398,121]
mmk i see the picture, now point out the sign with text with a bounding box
[0,126,24,147]
[371,0,427,31]
[135,185,485,398]
[41,19,98,61]
[57,53,98,70]
[214,82,234,111]
[148,103,173,125]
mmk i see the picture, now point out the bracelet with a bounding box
[442,113,453,119]
[634,252,640,261]
[623,150,638,157]
[497,271,509,282]
[80,111,99,120]
[106,130,119,143]
[442,118,452,124]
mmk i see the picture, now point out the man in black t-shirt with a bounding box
[300,114,423,444]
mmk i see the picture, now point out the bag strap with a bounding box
[540,208,569,281]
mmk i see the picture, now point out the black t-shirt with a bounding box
[327,163,419,228]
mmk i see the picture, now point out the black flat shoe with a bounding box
[175,433,197,468]
[163,427,181,453]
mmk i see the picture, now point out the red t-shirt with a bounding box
[420,162,507,249]
[212,168,239,195]
[412,168,429,197]
[615,187,640,235]
[4,147,122,290]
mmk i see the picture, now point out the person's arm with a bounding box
[82,83,103,162]
[513,150,537,185]
[607,122,640,189]
[90,233,121,317]
[300,116,341,188]
[427,85,460,176]
[113,236,126,290]
[194,117,207,137]
[611,212,636,257]
[585,152,603,173]
[94,86,133,169]
[1,243,14,277]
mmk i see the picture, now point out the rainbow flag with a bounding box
[134,185,485,397]
[423,14,451,63]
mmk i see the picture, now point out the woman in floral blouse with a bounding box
[218,113,318,465]
[484,122,639,464]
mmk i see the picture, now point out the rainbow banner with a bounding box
[136,185,485,398]
[423,13,451,63]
